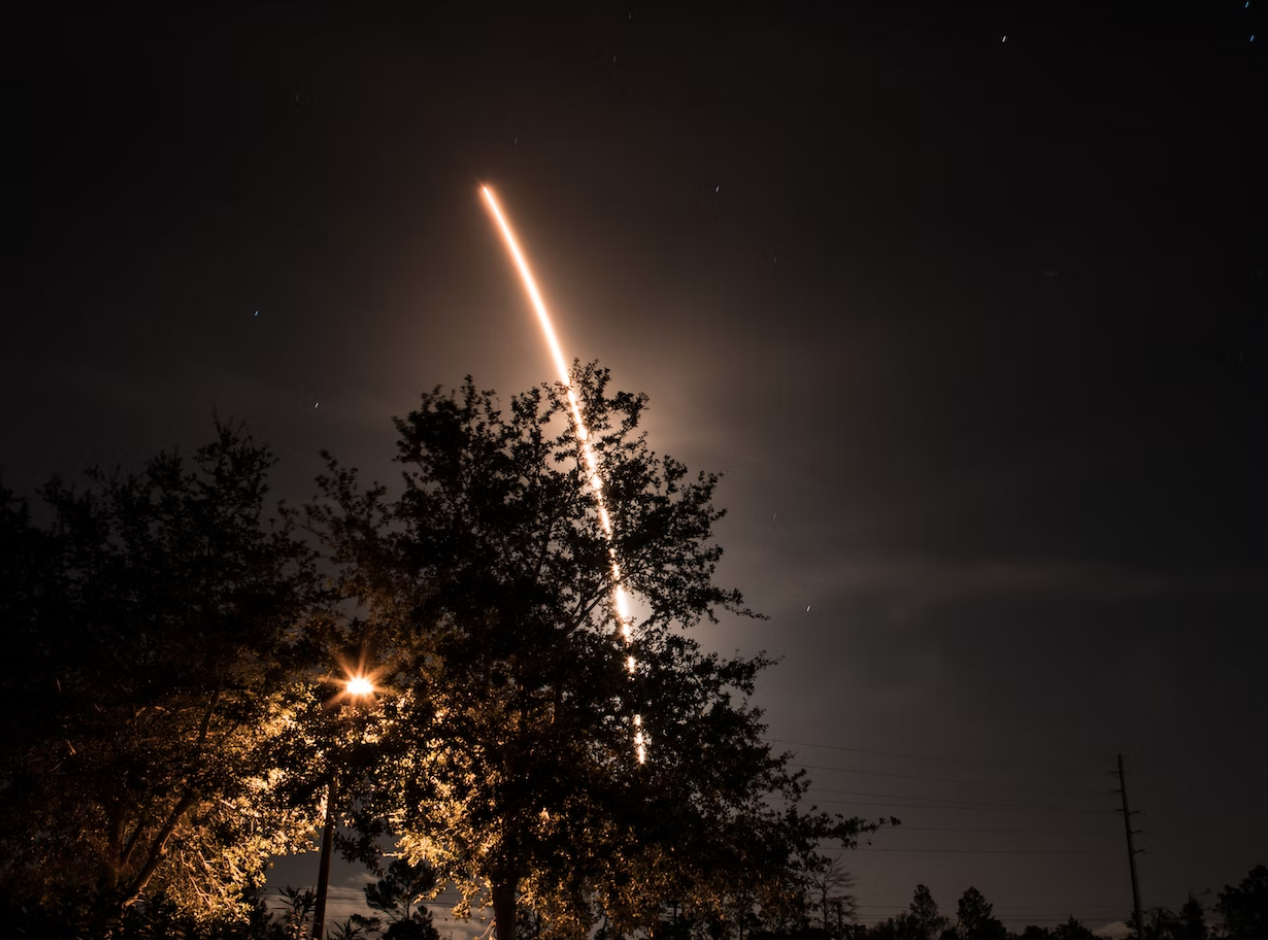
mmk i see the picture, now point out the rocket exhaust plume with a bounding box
[480,185,646,762]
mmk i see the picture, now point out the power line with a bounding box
[789,789,1111,812]
[787,761,1105,793]
[768,738,1106,775]
[779,795,1112,813]
[801,781,1106,806]
[793,798,952,811]
[997,916,1128,924]
[854,906,1125,914]
[879,825,1118,835]
[850,917,1127,923]
[852,848,1115,855]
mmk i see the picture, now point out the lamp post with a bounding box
[312,676,374,940]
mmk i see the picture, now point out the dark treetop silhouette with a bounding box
[308,363,882,940]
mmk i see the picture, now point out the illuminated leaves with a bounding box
[314,365,874,940]
[0,422,324,928]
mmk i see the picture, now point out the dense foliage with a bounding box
[0,424,324,933]
[309,365,880,940]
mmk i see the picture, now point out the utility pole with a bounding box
[313,677,375,939]
[311,777,336,940]
[1117,753,1145,940]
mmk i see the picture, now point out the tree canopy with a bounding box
[908,885,950,940]
[0,423,323,932]
[309,364,880,940]
[950,888,1007,940]
[1217,865,1267,940]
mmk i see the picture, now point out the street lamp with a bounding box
[312,675,374,940]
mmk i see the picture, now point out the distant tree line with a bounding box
[28,862,1260,940]
[830,869,1265,940]
[0,366,882,939]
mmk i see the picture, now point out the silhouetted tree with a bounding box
[311,365,882,940]
[857,921,906,940]
[1178,895,1208,940]
[749,927,834,940]
[1015,927,1052,940]
[361,857,440,940]
[328,917,375,940]
[1153,908,1183,940]
[1216,866,1267,940]
[953,888,1007,940]
[278,885,317,939]
[908,885,949,940]
[806,856,856,935]
[0,424,323,932]
[1050,916,1096,940]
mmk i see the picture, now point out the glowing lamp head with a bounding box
[346,676,374,697]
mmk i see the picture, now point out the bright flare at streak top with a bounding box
[480,187,571,389]
[480,185,645,763]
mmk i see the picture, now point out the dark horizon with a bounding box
[7,2,1266,935]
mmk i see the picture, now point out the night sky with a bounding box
[8,2,1266,933]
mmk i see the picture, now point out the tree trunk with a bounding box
[93,791,197,936]
[492,878,517,940]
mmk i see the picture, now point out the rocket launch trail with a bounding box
[479,185,646,763]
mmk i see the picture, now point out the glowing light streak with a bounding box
[480,185,644,762]
[480,188,571,388]
[634,714,647,765]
